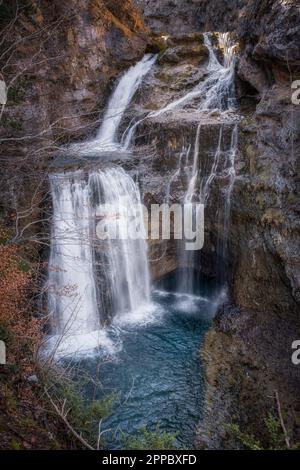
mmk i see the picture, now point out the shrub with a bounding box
[227,412,299,450]
[123,425,178,450]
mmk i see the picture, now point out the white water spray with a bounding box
[97,54,156,147]
[122,33,237,149]
[47,167,151,356]
[68,54,156,155]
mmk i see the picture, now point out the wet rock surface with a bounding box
[124,4,300,446]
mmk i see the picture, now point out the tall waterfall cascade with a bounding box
[48,172,99,338]
[173,33,238,293]
[48,167,151,355]
[48,54,157,355]
[48,32,239,355]
[89,167,151,318]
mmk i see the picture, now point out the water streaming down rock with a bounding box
[178,124,202,293]
[68,54,156,155]
[154,33,236,114]
[185,124,201,205]
[97,54,156,147]
[48,172,99,342]
[89,167,151,320]
[48,166,151,355]
[200,33,236,111]
[200,125,223,204]
[122,32,237,149]
[175,31,238,293]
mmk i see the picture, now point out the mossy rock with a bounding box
[146,35,169,55]
[261,208,284,226]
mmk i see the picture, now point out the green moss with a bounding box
[0,234,10,244]
[7,120,23,131]
[18,259,30,273]
[261,208,283,226]
[157,46,168,61]
[0,322,13,343]
[50,439,62,450]
[10,439,22,450]
[8,77,31,104]
[146,35,169,61]
[155,72,171,84]
[123,425,178,450]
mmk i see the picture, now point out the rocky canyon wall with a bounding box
[137,0,246,34]
[133,0,300,448]
[201,0,300,449]
[0,0,148,246]
[1,0,299,450]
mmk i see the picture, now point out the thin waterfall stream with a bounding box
[46,33,239,448]
[67,54,156,156]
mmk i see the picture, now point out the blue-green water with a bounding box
[76,272,219,449]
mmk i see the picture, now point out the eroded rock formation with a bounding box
[129,0,300,449]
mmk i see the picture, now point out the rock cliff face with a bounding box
[136,0,202,34]
[137,0,246,34]
[199,0,300,448]
[0,0,148,243]
[130,0,300,448]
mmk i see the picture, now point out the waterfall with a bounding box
[200,125,223,204]
[97,54,156,147]
[48,172,99,340]
[174,33,237,294]
[185,124,201,204]
[48,53,157,355]
[178,124,201,293]
[47,31,238,355]
[48,167,151,355]
[200,33,236,111]
[178,122,238,293]
[67,54,156,156]
[122,32,237,149]
[89,167,151,318]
